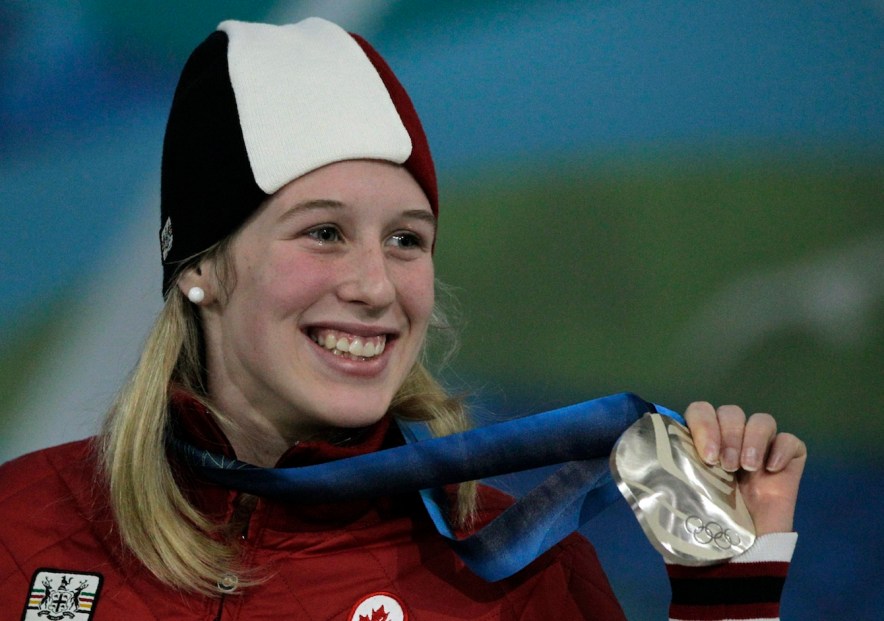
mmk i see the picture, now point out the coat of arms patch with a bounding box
[21,569,102,621]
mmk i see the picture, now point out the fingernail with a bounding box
[742,447,759,471]
[703,444,719,464]
[767,453,785,472]
[723,448,739,471]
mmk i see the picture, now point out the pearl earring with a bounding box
[187,286,205,304]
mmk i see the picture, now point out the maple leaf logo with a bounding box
[359,605,390,621]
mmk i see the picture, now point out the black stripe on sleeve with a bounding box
[669,576,786,605]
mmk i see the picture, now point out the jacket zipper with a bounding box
[213,593,226,621]
[213,493,258,620]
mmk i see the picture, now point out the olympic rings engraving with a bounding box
[684,515,742,550]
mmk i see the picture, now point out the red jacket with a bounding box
[0,399,792,620]
[0,412,627,620]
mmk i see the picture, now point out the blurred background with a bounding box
[1,0,881,617]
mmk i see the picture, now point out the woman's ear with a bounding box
[177,262,216,306]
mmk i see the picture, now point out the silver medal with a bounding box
[610,412,756,565]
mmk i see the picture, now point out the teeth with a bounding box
[311,329,387,359]
[349,339,364,356]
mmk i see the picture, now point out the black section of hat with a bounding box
[160,31,267,296]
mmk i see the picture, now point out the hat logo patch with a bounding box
[161,217,174,260]
[348,592,407,621]
[22,569,102,621]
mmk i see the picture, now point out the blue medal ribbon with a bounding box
[172,392,682,581]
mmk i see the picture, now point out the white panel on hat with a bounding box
[218,18,413,194]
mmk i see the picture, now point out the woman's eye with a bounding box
[306,226,341,243]
[387,232,425,250]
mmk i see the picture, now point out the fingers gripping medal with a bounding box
[610,413,756,565]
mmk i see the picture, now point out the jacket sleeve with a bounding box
[665,532,797,621]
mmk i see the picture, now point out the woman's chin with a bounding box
[305,401,391,432]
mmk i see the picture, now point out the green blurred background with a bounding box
[1,1,881,617]
[436,150,882,454]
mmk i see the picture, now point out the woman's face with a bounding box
[199,160,435,439]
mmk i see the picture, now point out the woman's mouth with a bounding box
[308,328,388,360]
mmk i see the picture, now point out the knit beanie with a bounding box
[159,18,437,296]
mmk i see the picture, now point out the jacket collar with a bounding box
[169,388,400,532]
[170,388,393,467]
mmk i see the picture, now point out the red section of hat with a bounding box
[350,34,439,220]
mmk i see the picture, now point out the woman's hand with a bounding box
[684,402,807,535]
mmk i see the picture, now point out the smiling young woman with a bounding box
[0,16,804,621]
[101,159,459,595]
[180,160,438,463]
[93,18,480,596]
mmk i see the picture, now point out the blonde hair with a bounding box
[99,259,475,595]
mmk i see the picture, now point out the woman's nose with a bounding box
[336,245,396,310]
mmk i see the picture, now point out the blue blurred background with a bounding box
[1,1,881,617]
